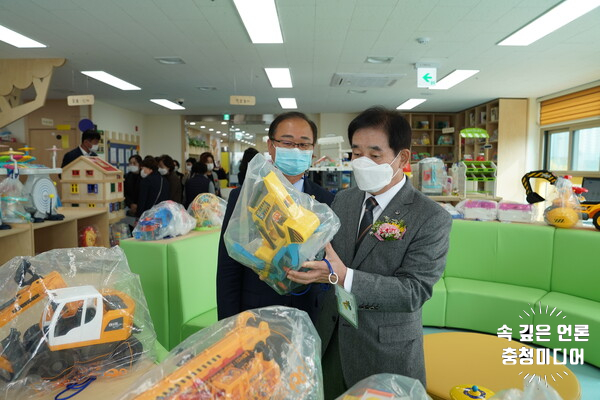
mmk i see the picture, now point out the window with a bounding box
[544,122,600,173]
[70,184,79,194]
[72,170,80,177]
[86,170,94,177]
[110,183,115,193]
[87,184,98,194]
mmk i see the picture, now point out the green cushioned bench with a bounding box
[121,229,220,350]
[422,219,600,368]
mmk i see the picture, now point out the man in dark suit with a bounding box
[61,129,101,168]
[288,107,452,399]
[217,112,334,322]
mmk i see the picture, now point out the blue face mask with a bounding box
[274,147,313,176]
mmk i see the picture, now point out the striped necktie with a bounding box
[355,197,378,252]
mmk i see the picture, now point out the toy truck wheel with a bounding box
[109,337,143,370]
[35,351,74,381]
[593,213,600,230]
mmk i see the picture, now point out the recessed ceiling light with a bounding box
[396,99,427,110]
[430,70,479,90]
[0,24,46,48]
[221,121,227,125]
[233,0,283,43]
[190,122,196,126]
[264,68,293,88]
[222,133,227,136]
[498,0,600,46]
[154,57,185,65]
[209,128,214,132]
[197,86,217,91]
[82,71,141,91]
[265,128,269,131]
[365,56,393,64]
[216,131,221,134]
[200,125,206,129]
[278,98,297,109]
[150,99,185,110]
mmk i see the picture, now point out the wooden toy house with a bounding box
[60,156,125,222]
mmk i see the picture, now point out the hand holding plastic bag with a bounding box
[224,154,340,294]
[133,200,196,240]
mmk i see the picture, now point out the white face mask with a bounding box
[127,165,139,173]
[351,152,402,193]
[158,168,168,175]
[90,143,99,152]
[140,170,149,178]
[206,163,214,171]
[186,165,192,172]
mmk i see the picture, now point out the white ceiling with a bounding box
[2,0,600,117]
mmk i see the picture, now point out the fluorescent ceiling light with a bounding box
[0,24,46,48]
[221,121,227,125]
[216,131,221,134]
[233,0,283,43]
[150,99,185,110]
[209,128,214,131]
[82,71,141,91]
[396,99,427,110]
[222,133,227,136]
[430,70,479,90]
[265,68,293,88]
[189,122,196,126]
[498,0,600,46]
[200,125,206,129]
[278,98,297,109]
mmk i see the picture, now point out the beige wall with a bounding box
[143,115,183,162]
[93,101,144,142]
[317,112,358,160]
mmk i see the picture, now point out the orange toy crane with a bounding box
[133,312,282,400]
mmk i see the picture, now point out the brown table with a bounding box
[424,332,580,400]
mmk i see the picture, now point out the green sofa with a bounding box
[121,229,220,350]
[423,220,600,368]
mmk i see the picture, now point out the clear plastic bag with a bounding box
[490,380,563,400]
[0,247,157,399]
[187,192,227,229]
[224,154,340,294]
[498,201,534,223]
[543,177,581,229]
[133,200,196,241]
[456,199,498,221]
[0,176,31,223]
[120,306,323,400]
[336,373,428,400]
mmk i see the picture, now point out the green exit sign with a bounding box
[223,114,230,121]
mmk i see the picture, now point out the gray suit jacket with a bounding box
[316,179,452,388]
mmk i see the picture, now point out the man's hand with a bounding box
[287,243,347,286]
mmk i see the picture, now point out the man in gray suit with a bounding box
[288,107,452,398]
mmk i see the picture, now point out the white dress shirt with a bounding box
[344,175,407,292]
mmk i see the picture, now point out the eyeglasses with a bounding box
[271,138,314,150]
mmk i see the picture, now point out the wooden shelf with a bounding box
[0,208,109,265]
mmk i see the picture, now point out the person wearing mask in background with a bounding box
[182,157,197,186]
[184,162,215,208]
[217,111,334,323]
[61,129,101,167]
[158,154,183,203]
[287,107,452,398]
[124,154,143,217]
[137,157,170,217]
[173,159,184,183]
[237,147,259,186]
[199,152,222,197]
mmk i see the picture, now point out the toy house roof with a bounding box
[63,156,121,175]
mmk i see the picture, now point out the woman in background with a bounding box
[158,154,183,203]
[124,154,142,216]
[184,162,215,208]
[199,152,221,197]
[237,147,259,186]
[137,157,170,217]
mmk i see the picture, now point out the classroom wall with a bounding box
[92,101,145,143]
[143,115,183,161]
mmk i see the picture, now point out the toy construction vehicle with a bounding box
[133,312,283,400]
[0,262,143,382]
[232,171,320,293]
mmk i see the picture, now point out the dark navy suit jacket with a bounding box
[61,147,97,168]
[216,178,334,322]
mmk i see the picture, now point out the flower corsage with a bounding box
[370,217,406,241]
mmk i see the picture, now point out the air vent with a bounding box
[154,57,185,65]
[330,73,405,88]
